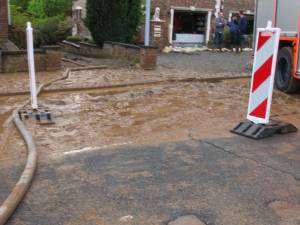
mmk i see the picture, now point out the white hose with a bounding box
[0,65,108,224]
[0,115,37,225]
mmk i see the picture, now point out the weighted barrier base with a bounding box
[18,106,55,124]
[231,120,297,139]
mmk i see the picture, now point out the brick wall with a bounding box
[60,41,157,68]
[0,46,61,73]
[140,46,158,70]
[0,0,8,39]
[60,41,140,61]
[153,0,215,18]
[223,0,254,16]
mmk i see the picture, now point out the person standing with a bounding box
[214,12,226,52]
[227,15,241,53]
[239,11,248,51]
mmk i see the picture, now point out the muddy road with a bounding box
[0,52,299,225]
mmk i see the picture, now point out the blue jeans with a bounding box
[230,31,241,47]
[214,32,224,49]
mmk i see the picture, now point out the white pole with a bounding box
[144,0,151,46]
[169,8,174,45]
[26,22,38,110]
[7,0,11,25]
[206,11,212,44]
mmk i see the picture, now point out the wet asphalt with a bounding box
[1,134,299,225]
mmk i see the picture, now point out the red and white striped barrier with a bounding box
[247,22,281,124]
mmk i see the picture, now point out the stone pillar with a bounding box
[140,46,158,70]
[150,20,166,50]
[0,0,9,39]
[43,45,62,71]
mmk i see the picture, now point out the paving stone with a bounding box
[168,215,205,225]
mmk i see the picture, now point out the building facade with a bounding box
[70,0,254,48]
[150,0,255,48]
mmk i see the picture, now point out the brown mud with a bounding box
[1,78,300,164]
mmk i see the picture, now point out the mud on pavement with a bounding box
[0,52,299,225]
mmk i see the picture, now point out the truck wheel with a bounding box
[275,47,300,93]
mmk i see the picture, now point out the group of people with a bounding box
[214,11,248,53]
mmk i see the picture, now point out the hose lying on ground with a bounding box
[0,115,37,225]
[4,65,108,127]
[0,65,108,225]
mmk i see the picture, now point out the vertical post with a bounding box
[144,0,151,46]
[206,11,212,44]
[26,22,38,110]
[272,0,277,28]
[169,8,174,45]
[7,0,11,25]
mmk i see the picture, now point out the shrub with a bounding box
[9,27,27,48]
[10,4,42,28]
[10,0,30,10]
[66,36,82,44]
[28,0,72,18]
[85,0,142,45]
[35,17,72,46]
[56,17,73,41]
[10,0,72,48]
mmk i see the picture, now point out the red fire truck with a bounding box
[255,0,300,93]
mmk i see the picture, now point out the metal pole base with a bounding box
[18,106,55,124]
[231,120,297,139]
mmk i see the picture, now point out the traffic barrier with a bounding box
[231,21,297,139]
[247,22,280,124]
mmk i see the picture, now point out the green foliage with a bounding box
[66,36,82,44]
[66,36,95,44]
[10,4,43,27]
[10,0,72,48]
[27,0,46,18]
[85,0,142,45]
[35,17,73,46]
[10,0,30,10]
[28,0,72,18]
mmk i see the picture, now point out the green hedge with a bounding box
[10,0,72,48]
[85,0,142,45]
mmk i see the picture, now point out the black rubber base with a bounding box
[231,120,297,139]
[18,106,55,124]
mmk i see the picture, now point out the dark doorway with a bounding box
[173,10,207,41]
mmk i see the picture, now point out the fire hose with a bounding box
[0,115,37,225]
[0,65,107,225]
